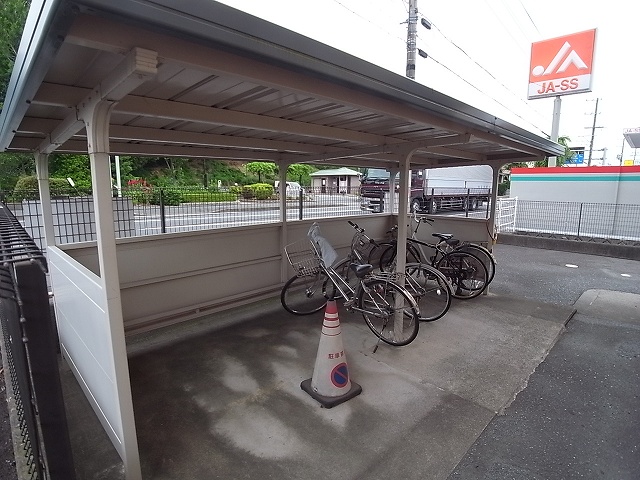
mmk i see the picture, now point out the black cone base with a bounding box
[300,378,362,408]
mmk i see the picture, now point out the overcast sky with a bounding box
[217,0,639,165]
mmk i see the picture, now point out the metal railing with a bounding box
[497,198,640,245]
[0,204,76,480]
[3,189,640,247]
[2,187,366,246]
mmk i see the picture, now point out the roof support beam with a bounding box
[37,47,157,154]
[284,134,471,163]
[114,95,391,145]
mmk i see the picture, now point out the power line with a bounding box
[519,0,541,35]
[417,22,548,135]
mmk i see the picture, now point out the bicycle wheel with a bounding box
[357,277,419,346]
[404,263,452,321]
[378,242,420,271]
[331,258,360,298]
[456,244,496,285]
[436,251,488,300]
[281,272,329,315]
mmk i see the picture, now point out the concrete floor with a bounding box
[61,293,573,479]
[57,244,640,480]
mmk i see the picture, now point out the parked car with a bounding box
[275,181,305,198]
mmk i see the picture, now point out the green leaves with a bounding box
[0,0,29,107]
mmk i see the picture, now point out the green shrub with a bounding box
[12,176,76,200]
[498,180,510,196]
[228,185,243,196]
[181,191,238,202]
[150,188,182,206]
[251,183,274,200]
[241,186,255,199]
[239,183,274,200]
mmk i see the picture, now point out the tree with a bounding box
[0,152,34,191]
[507,136,573,170]
[536,135,572,167]
[246,162,276,183]
[49,154,93,190]
[0,0,29,108]
[287,164,315,185]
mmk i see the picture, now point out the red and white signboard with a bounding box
[528,29,596,100]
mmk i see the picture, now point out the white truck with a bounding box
[360,165,493,213]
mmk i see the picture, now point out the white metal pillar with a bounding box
[488,163,500,247]
[277,160,291,283]
[388,168,399,214]
[34,152,55,247]
[83,99,142,480]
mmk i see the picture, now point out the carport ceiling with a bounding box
[0,0,563,170]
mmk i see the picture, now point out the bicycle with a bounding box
[280,223,420,347]
[378,217,489,300]
[408,213,496,285]
[336,221,452,322]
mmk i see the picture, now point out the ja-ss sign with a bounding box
[528,29,597,100]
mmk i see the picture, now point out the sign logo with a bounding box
[331,363,349,388]
[528,29,596,100]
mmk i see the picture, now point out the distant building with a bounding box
[510,166,640,204]
[310,167,361,194]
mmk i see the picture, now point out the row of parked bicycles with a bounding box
[280,213,496,350]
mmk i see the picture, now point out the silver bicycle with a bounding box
[280,223,420,347]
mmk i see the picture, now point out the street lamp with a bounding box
[418,49,428,58]
[421,18,431,30]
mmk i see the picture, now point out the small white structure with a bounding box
[310,167,360,194]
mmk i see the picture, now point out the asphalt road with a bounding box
[489,243,640,303]
[450,244,640,479]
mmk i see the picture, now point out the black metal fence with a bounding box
[3,188,640,247]
[2,187,367,245]
[0,205,76,480]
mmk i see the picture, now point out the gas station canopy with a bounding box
[623,128,640,149]
[0,0,563,169]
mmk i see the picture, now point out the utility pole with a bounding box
[406,0,418,79]
[587,97,599,166]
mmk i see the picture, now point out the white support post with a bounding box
[83,99,142,480]
[388,168,399,214]
[35,152,56,247]
[396,156,413,277]
[277,160,291,283]
[488,163,500,247]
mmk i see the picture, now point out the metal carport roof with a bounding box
[0,0,563,167]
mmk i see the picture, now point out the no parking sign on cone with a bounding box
[301,300,362,408]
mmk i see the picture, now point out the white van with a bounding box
[275,181,305,197]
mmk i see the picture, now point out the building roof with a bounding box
[310,168,361,177]
[0,0,564,170]
[623,128,640,149]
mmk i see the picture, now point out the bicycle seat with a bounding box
[350,263,374,278]
[432,233,460,246]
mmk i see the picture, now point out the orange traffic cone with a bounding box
[301,300,362,408]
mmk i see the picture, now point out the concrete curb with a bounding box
[497,233,640,260]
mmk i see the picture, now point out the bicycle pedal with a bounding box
[343,299,355,308]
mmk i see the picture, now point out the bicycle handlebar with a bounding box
[347,220,380,246]
[411,211,435,224]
